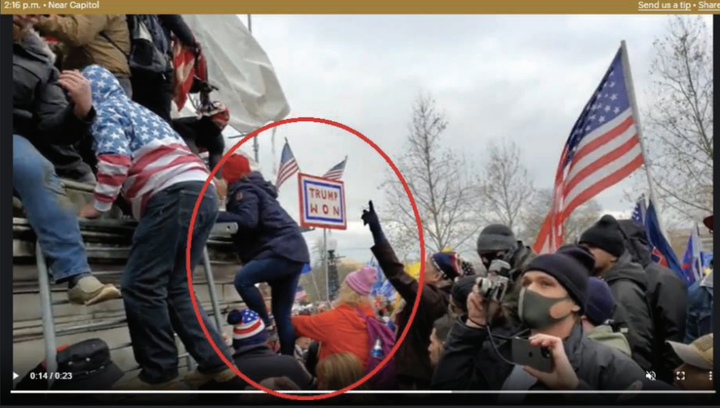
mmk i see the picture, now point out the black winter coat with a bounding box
[372,240,451,387]
[13,34,95,181]
[199,344,314,390]
[618,220,687,383]
[222,172,310,264]
[13,34,94,144]
[432,319,645,400]
[603,251,655,371]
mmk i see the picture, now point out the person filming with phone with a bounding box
[432,245,644,398]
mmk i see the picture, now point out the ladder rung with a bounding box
[57,317,127,335]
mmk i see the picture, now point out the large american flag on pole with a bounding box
[534,46,645,254]
[322,156,347,181]
[275,140,299,189]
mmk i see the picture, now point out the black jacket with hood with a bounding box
[617,220,687,382]
[602,251,654,371]
[13,32,95,180]
[372,239,452,388]
[222,172,310,265]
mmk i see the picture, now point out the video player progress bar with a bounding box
[10,390,716,394]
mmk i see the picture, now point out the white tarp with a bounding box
[181,15,291,133]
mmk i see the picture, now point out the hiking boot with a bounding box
[67,275,121,306]
[185,368,239,389]
[112,375,185,391]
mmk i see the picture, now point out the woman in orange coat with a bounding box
[291,266,377,367]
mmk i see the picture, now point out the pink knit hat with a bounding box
[345,266,378,296]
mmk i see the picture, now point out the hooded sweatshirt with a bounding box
[223,172,310,264]
[602,251,654,371]
[587,324,632,357]
[82,65,210,219]
[618,220,687,382]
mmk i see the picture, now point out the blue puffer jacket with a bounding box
[221,172,309,264]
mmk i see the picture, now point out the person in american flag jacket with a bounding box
[77,65,237,390]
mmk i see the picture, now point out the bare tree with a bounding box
[645,16,713,221]
[477,140,535,231]
[381,94,480,258]
[520,188,602,246]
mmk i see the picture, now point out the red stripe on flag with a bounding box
[98,154,131,167]
[568,116,635,172]
[563,135,639,194]
[97,174,126,187]
[561,154,644,220]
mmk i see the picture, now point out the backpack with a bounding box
[104,15,170,75]
[355,309,398,390]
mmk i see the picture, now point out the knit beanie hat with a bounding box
[579,215,625,258]
[524,245,594,312]
[228,309,268,347]
[221,154,252,185]
[477,224,516,252]
[451,275,477,313]
[585,277,616,326]
[345,266,378,296]
[431,252,475,281]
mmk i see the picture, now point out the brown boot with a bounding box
[184,368,238,389]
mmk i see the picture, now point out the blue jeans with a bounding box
[13,135,90,282]
[122,181,232,384]
[234,257,303,356]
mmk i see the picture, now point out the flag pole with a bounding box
[620,40,666,236]
[323,228,329,303]
[247,14,260,164]
[271,127,278,177]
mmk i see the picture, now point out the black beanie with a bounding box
[477,224,516,252]
[579,215,625,258]
[523,245,594,312]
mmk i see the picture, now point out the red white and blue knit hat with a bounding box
[228,309,266,340]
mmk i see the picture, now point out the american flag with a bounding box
[295,284,308,300]
[322,156,347,181]
[534,46,644,254]
[275,140,299,189]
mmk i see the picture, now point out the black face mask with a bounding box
[480,251,509,268]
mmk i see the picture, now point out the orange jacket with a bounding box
[292,303,373,367]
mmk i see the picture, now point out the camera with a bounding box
[475,275,510,303]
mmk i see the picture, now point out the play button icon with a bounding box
[13,372,18,380]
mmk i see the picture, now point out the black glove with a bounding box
[362,200,386,244]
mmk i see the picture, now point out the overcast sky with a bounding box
[230,15,712,264]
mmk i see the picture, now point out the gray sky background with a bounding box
[229,15,712,264]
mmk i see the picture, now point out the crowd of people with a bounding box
[12,13,714,401]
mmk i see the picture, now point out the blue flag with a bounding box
[681,224,703,285]
[643,200,685,282]
[301,263,312,275]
